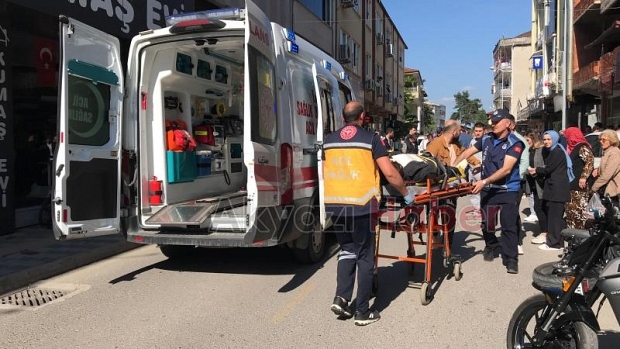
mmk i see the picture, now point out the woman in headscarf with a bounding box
[528,130,573,251]
[591,129,620,207]
[563,127,594,229]
[526,132,547,243]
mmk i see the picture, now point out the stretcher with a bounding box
[375,177,473,305]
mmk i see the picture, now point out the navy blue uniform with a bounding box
[474,132,524,262]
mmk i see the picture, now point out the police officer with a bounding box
[325,101,413,326]
[453,109,524,274]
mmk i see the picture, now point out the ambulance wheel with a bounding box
[293,210,325,264]
[420,282,433,306]
[453,262,463,281]
[159,245,196,260]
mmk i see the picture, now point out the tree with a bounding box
[423,102,436,133]
[450,91,488,126]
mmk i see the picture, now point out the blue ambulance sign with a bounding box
[532,55,543,70]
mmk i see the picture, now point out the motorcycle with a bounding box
[507,195,620,348]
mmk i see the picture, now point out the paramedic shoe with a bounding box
[354,310,381,326]
[518,245,524,255]
[331,296,353,319]
[531,233,547,244]
[523,215,539,223]
[505,260,519,274]
[482,246,495,262]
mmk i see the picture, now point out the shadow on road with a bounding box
[373,230,479,311]
[108,236,340,294]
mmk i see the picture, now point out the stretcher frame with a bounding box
[375,178,473,305]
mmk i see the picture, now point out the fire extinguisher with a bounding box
[149,176,163,205]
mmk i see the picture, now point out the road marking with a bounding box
[271,281,316,323]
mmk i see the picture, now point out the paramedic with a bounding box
[453,109,524,274]
[325,101,413,326]
[425,120,480,248]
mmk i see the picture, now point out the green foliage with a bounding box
[450,91,488,126]
[423,103,436,132]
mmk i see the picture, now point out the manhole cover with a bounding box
[0,283,90,310]
[1,288,66,307]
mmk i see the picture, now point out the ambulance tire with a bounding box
[293,209,325,264]
[159,245,197,260]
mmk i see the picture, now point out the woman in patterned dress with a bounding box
[563,127,594,229]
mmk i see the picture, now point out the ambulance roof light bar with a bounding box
[166,8,246,27]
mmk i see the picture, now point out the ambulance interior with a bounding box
[136,36,248,228]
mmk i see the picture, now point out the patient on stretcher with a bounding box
[381,153,468,197]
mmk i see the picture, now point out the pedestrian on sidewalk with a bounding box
[324,101,413,326]
[529,130,573,251]
[506,115,530,256]
[526,132,547,242]
[591,130,620,208]
[563,127,594,230]
[467,122,485,219]
[453,109,524,274]
[523,133,540,224]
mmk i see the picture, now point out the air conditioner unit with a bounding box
[340,0,355,8]
[376,33,384,45]
[385,44,394,57]
[337,44,351,64]
[365,79,374,91]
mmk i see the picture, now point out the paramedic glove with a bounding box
[404,189,415,206]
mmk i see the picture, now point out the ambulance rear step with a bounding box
[145,192,246,227]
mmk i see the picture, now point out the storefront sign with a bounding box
[0,14,15,234]
[8,0,195,38]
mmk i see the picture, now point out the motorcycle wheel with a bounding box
[506,294,598,349]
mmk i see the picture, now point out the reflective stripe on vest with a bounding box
[323,147,381,206]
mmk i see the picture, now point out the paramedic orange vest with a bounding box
[323,125,381,208]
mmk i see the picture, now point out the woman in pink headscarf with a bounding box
[563,127,594,229]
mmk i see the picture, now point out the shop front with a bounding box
[0,0,195,234]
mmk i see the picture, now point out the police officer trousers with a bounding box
[334,214,376,314]
[480,190,520,262]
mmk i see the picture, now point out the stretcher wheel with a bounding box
[453,262,463,281]
[371,273,379,297]
[442,256,449,268]
[420,282,432,306]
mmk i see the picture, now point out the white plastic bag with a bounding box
[586,193,606,219]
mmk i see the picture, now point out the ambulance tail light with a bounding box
[280,143,293,206]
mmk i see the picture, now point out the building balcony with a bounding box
[573,60,600,92]
[599,46,620,92]
[574,0,601,24]
[493,87,512,100]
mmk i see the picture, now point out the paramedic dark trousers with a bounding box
[335,214,376,314]
[480,190,519,262]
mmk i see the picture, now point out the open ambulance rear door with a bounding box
[313,63,339,231]
[53,16,124,240]
[244,1,283,237]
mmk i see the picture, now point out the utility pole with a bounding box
[562,0,573,130]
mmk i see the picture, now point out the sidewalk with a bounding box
[0,225,139,296]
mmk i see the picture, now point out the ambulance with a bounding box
[52,0,354,263]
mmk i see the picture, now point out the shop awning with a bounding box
[585,20,620,49]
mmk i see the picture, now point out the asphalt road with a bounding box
[1,197,619,348]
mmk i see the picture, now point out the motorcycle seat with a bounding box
[561,228,590,240]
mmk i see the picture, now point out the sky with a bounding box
[383,0,532,116]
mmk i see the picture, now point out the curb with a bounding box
[0,241,139,297]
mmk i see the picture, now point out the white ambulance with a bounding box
[52,0,354,262]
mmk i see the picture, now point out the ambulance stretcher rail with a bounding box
[374,178,473,305]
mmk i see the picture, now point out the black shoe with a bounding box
[331,296,353,319]
[354,310,381,326]
[482,246,495,262]
[506,260,519,274]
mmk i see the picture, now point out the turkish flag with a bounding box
[34,37,57,87]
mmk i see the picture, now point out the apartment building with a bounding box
[491,33,531,123]
[404,68,427,132]
[425,102,446,131]
[571,0,620,128]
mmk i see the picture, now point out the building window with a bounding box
[365,0,371,25]
[299,0,332,22]
[366,53,372,79]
